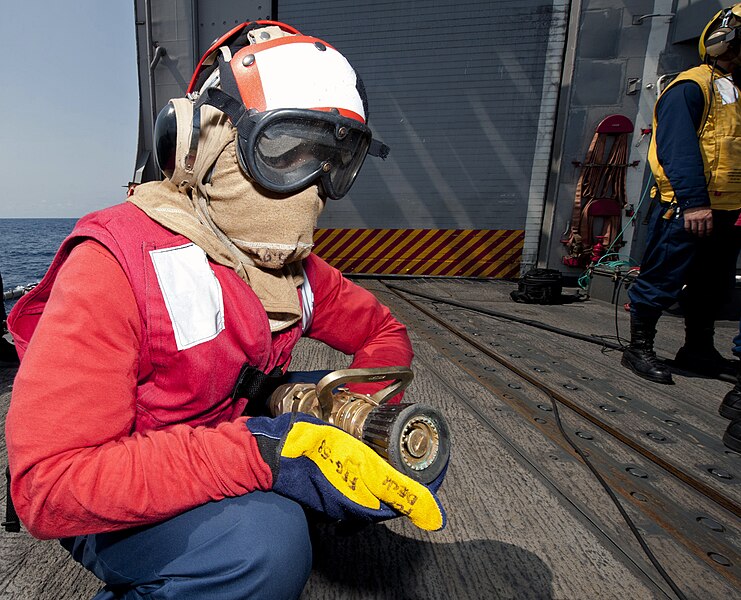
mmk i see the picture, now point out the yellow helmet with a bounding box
[699,4,741,61]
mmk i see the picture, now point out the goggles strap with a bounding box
[214,53,241,101]
[368,139,390,159]
[196,87,258,140]
[194,53,257,134]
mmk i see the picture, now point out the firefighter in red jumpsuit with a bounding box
[5,22,446,600]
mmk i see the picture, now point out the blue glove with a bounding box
[246,413,446,531]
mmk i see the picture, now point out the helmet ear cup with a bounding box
[705,26,735,58]
[153,102,178,179]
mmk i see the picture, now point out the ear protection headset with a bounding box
[701,4,741,61]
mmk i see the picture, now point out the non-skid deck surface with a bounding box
[1,278,739,599]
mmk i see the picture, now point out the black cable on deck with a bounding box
[549,396,688,600]
[384,283,623,350]
[385,283,735,384]
[385,282,693,600]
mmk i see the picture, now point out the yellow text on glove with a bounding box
[282,421,444,531]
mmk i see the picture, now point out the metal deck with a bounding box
[1,278,739,599]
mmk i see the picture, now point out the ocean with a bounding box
[0,218,78,313]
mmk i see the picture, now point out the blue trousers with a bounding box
[734,319,741,358]
[629,205,741,323]
[61,492,312,600]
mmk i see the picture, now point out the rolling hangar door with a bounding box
[278,0,570,277]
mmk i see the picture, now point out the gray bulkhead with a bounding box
[545,0,722,275]
[132,0,724,275]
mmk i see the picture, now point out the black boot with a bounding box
[723,419,741,453]
[621,315,673,384]
[719,360,741,420]
[674,322,736,376]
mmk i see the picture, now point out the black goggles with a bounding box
[237,108,372,199]
[198,88,389,199]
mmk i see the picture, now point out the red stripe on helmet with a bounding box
[312,107,365,124]
[231,46,268,112]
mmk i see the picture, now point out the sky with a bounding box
[0,1,139,218]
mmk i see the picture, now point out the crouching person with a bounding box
[5,21,446,600]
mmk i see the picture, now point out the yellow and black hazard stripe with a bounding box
[313,229,523,278]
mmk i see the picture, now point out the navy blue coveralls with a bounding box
[628,72,741,330]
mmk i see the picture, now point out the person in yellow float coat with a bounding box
[622,5,741,387]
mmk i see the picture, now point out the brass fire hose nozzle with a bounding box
[268,367,450,484]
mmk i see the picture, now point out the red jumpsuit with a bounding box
[5,203,412,540]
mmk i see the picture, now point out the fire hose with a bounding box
[267,366,450,485]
